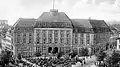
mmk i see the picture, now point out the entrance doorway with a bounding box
[48,47,52,53]
[52,47,58,54]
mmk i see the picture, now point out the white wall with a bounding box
[117,33,120,50]
[117,39,120,50]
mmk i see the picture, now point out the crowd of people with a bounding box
[0,50,89,67]
[25,55,86,67]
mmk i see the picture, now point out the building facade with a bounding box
[0,31,13,52]
[12,9,111,57]
[0,20,9,31]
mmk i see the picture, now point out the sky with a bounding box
[0,0,120,25]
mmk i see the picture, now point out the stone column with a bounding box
[58,30,60,44]
[46,30,48,43]
[52,30,54,43]
[84,33,86,46]
[77,47,79,55]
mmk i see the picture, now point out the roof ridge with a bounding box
[19,18,35,20]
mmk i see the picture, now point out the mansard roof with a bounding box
[89,19,111,33]
[89,19,109,28]
[12,9,111,33]
[14,18,36,28]
[71,19,93,28]
[34,21,73,28]
[34,9,73,28]
[38,10,71,22]
[71,19,93,33]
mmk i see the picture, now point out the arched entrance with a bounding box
[48,47,52,53]
[52,47,58,54]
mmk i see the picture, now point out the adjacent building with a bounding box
[110,24,120,50]
[12,9,111,57]
[0,31,13,51]
[0,20,8,31]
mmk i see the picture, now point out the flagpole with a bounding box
[53,0,54,9]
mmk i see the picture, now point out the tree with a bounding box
[105,50,120,67]
[1,50,13,67]
[95,49,106,63]
[79,48,89,57]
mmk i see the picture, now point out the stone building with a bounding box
[71,19,94,54]
[12,9,111,57]
[12,18,35,57]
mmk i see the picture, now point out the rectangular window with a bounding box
[66,30,70,38]
[36,38,39,44]
[80,33,84,44]
[81,39,84,44]
[54,38,58,43]
[86,34,90,44]
[43,38,46,44]
[48,38,52,43]
[36,33,40,44]
[29,33,32,36]
[94,34,96,44]
[54,30,58,43]
[17,33,20,43]
[42,30,47,44]
[42,30,46,38]
[66,38,70,44]
[87,40,90,45]
[29,33,32,43]
[36,33,39,37]
[60,38,64,43]
[75,38,78,44]
[48,30,52,44]
[29,38,32,43]
[75,34,78,44]
[75,34,77,38]
[60,30,64,37]
[23,33,26,43]
[48,34,52,38]
[54,30,58,38]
